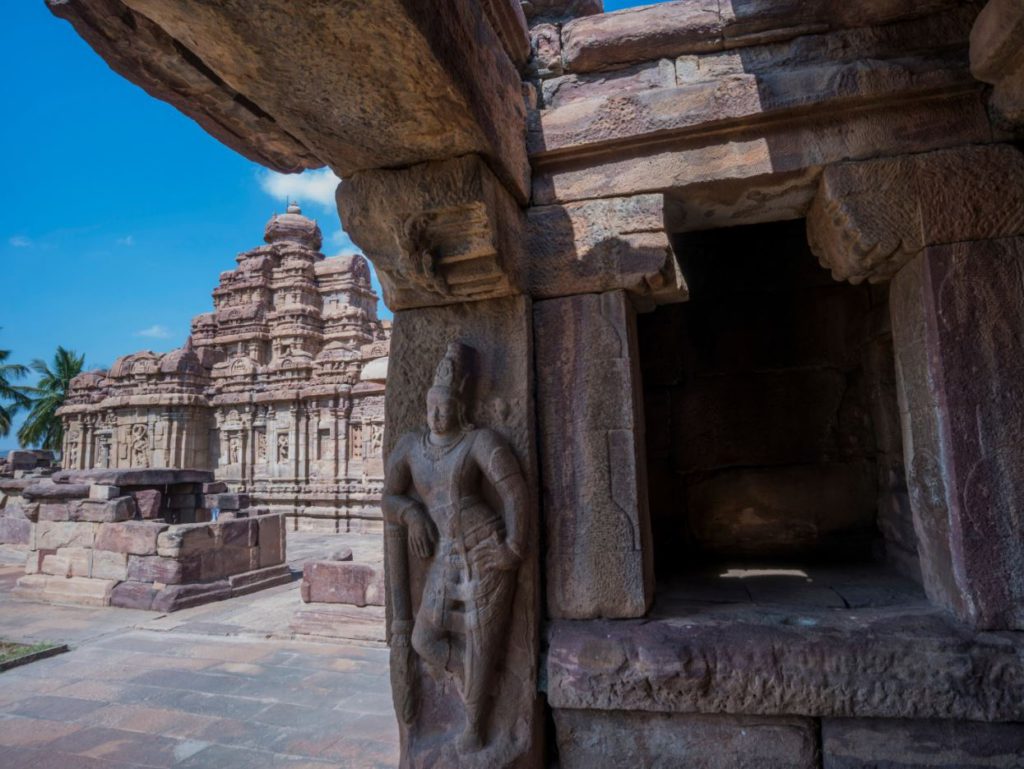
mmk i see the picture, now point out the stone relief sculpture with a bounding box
[255,431,267,462]
[277,433,289,462]
[228,434,241,464]
[383,342,528,756]
[131,424,150,468]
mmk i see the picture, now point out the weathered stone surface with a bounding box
[891,237,1024,630]
[0,516,31,545]
[202,481,228,494]
[227,564,293,596]
[526,195,686,304]
[545,603,1024,721]
[151,581,231,612]
[535,292,654,619]
[132,489,162,519]
[257,514,286,568]
[35,521,98,550]
[522,0,602,24]
[560,0,964,73]
[822,718,1024,768]
[384,296,540,768]
[12,574,116,607]
[970,0,1024,128]
[204,493,249,511]
[554,710,819,769]
[88,484,120,500]
[530,22,562,77]
[687,462,877,558]
[301,561,384,607]
[48,0,530,199]
[75,497,136,523]
[338,155,526,310]
[94,521,167,556]
[38,502,73,522]
[91,549,129,581]
[127,554,197,584]
[41,547,92,578]
[22,481,90,501]
[808,145,1024,284]
[108,580,158,610]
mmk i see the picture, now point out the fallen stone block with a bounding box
[95,521,167,555]
[301,561,384,607]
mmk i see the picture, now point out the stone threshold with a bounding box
[545,579,1024,722]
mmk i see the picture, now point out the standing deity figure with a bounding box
[383,342,527,755]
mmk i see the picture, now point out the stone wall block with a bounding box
[38,502,73,522]
[41,547,92,579]
[536,291,654,619]
[35,521,98,550]
[92,550,129,581]
[109,581,158,610]
[219,518,257,548]
[823,718,1024,768]
[891,236,1024,629]
[95,521,167,556]
[131,489,163,519]
[0,516,31,545]
[257,514,286,568]
[76,497,136,523]
[127,554,197,585]
[554,710,819,769]
[88,484,121,501]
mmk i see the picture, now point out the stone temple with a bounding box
[58,204,391,532]
[42,0,1024,766]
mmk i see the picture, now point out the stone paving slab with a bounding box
[0,531,398,768]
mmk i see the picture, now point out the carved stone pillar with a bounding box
[535,290,654,619]
[382,296,540,768]
[808,145,1024,630]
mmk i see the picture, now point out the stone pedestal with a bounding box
[535,290,654,618]
[891,236,1024,630]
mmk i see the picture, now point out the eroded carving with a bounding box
[383,342,528,758]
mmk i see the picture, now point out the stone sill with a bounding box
[545,566,1024,723]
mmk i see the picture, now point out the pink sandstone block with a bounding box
[301,561,384,607]
[258,514,286,568]
[132,489,163,519]
[95,521,168,555]
[127,554,199,584]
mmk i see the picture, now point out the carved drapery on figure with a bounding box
[131,424,150,468]
[383,342,530,766]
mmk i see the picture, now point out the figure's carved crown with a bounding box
[431,342,468,396]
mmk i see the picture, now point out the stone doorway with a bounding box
[640,220,921,603]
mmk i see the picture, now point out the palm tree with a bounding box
[0,333,30,438]
[17,347,85,451]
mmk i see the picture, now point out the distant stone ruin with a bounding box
[58,204,391,533]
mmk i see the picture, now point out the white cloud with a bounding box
[8,236,31,248]
[116,235,135,247]
[258,167,341,210]
[328,228,361,256]
[135,324,172,339]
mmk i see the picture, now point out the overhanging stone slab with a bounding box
[49,0,530,200]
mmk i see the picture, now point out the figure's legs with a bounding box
[457,581,512,754]
[411,615,452,680]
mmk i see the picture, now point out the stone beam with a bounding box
[337,155,526,310]
[526,195,687,305]
[48,0,530,200]
[806,145,1024,284]
[970,0,1024,129]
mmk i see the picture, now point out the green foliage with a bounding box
[16,347,85,451]
[0,331,30,439]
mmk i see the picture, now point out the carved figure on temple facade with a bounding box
[277,433,289,462]
[383,342,528,755]
[228,434,241,465]
[131,424,150,468]
[255,430,267,462]
[368,424,383,457]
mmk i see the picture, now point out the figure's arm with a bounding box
[382,435,436,558]
[474,432,528,572]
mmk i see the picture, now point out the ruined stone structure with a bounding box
[59,205,391,532]
[48,0,1024,766]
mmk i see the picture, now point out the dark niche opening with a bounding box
[639,220,921,597]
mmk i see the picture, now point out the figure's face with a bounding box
[427,389,457,436]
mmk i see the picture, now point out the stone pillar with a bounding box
[535,290,654,619]
[890,237,1024,630]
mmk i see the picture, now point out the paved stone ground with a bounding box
[0,532,399,769]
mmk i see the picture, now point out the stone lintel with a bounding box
[560,0,965,74]
[891,236,1024,630]
[338,155,526,310]
[970,0,1024,128]
[535,291,654,619]
[545,604,1024,721]
[527,195,687,304]
[807,145,1024,284]
[49,0,530,200]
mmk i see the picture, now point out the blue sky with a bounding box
[0,0,654,450]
